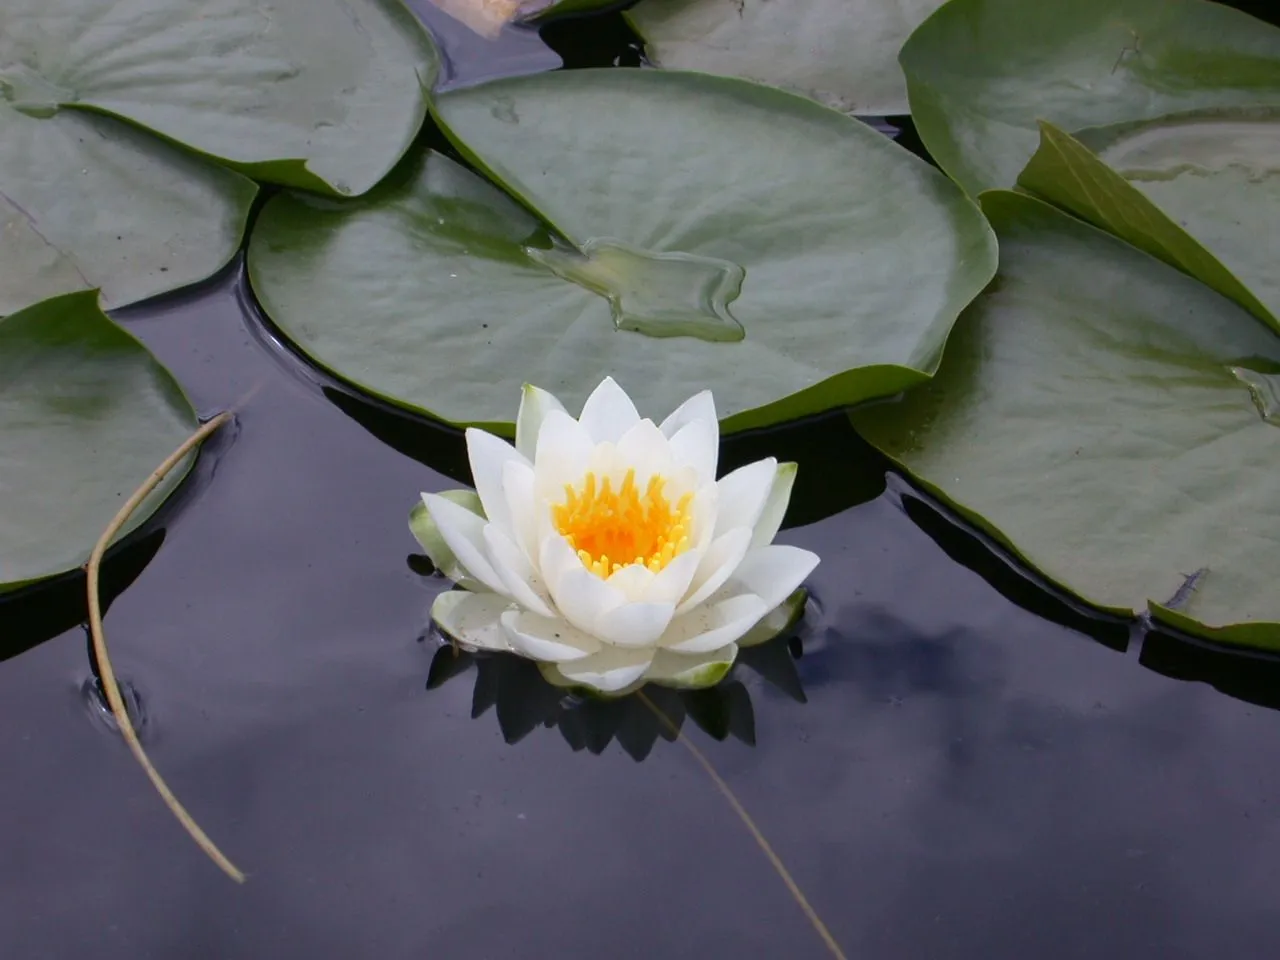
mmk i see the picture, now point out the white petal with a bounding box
[538,534,586,597]
[550,564,628,636]
[645,549,702,606]
[677,527,753,615]
[431,590,515,652]
[465,428,528,535]
[410,491,487,590]
[659,390,716,439]
[688,481,719,554]
[714,458,777,538]
[646,644,739,689]
[516,384,567,462]
[534,409,594,500]
[577,376,641,444]
[537,662,647,699]
[595,600,676,648]
[661,594,770,654]
[615,416,673,474]
[606,562,655,600]
[423,493,509,596]
[737,589,807,649]
[502,459,539,561]
[501,609,602,662]
[541,535,627,636]
[752,462,797,548]
[551,645,656,693]
[668,417,719,485]
[729,545,821,611]
[483,524,556,617]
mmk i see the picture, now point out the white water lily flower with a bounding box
[410,378,819,696]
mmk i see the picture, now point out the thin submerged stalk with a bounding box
[85,411,245,883]
[638,691,848,960]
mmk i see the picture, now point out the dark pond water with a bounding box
[4,4,1280,958]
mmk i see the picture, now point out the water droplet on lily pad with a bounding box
[527,237,746,343]
[1231,366,1280,425]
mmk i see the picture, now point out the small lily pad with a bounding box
[0,0,438,196]
[626,0,948,116]
[0,291,199,591]
[1018,113,1280,335]
[850,191,1280,650]
[900,0,1280,195]
[250,69,995,432]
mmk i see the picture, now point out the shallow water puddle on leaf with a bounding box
[1095,113,1280,181]
[0,64,72,118]
[526,237,746,341]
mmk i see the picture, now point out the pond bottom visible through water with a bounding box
[3,5,1280,959]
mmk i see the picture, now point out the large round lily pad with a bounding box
[626,0,947,116]
[1017,112,1280,336]
[850,191,1280,651]
[0,291,199,592]
[0,0,438,196]
[900,0,1280,195]
[249,69,995,432]
[0,103,257,316]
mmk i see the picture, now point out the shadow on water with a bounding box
[881,462,1280,712]
[418,612,810,760]
[538,8,646,68]
[892,482,1132,654]
[1141,629,1280,712]
[0,530,165,665]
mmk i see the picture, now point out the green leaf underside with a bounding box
[900,0,1280,195]
[0,104,256,315]
[0,291,199,591]
[1018,119,1280,336]
[251,70,995,433]
[0,0,437,196]
[850,192,1280,651]
[626,0,947,117]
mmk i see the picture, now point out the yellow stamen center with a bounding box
[552,468,693,579]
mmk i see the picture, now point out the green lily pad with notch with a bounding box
[1017,113,1280,336]
[249,69,996,433]
[900,0,1280,196]
[626,0,948,116]
[0,101,257,316]
[850,191,1280,651]
[0,0,437,196]
[0,290,199,592]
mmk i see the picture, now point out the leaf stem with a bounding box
[85,411,246,883]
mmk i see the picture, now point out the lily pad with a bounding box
[249,69,995,432]
[626,0,948,116]
[849,191,1280,650]
[0,103,257,315]
[0,0,438,196]
[899,0,1280,195]
[1018,114,1280,335]
[0,291,199,592]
